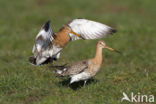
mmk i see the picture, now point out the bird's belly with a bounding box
[71,72,90,81]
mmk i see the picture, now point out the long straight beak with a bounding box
[105,46,122,54]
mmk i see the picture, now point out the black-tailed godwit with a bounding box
[29,19,116,65]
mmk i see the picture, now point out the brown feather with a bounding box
[52,25,71,47]
[61,60,89,76]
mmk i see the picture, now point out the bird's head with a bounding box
[97,40,106,48]
[97,40,121,53]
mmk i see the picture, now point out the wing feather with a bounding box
[68,19,116,40]
[32,21,54,57]
[62,60,89,76]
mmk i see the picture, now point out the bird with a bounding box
[54,40,120,86]
[29,18,117,65]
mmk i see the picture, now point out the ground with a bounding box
[0,0,156,104]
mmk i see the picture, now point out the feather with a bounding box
[32,21,54,57]
[68,19,116,40]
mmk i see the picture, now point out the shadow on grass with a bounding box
[48,64,98,90]
[59,78,98,90]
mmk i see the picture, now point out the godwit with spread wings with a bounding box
[55,40,120,85]
[29,19,116,65]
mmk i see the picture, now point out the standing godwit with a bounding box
[29,19,117,65]
[55,40,120,85]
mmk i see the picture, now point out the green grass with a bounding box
[0,0,156,104]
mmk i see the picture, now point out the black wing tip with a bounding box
[46,20,50,24]
[110,28,117,34]
[43,20,50,32]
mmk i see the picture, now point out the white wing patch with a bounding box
[36,29,53,41]
[32,23,54,58]
[68,19,116,40]
[35,29,53,51]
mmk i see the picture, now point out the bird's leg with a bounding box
[69,78,73,86]
[84,80,87,86]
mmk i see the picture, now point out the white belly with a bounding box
[70,72,90,84]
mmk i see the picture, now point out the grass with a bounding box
[0,0,156,104]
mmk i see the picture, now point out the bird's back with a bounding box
[61,60,89,76]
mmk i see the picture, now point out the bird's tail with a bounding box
[54,68,68,77]
[54,68,67,75]
[52,64,68,77]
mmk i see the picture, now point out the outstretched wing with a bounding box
[32,21,54,57]
[68,19,116,40]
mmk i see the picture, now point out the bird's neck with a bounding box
[93,45,103,65]
[53,26,71,47]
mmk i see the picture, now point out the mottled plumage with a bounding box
[55,41,119,85]
[29,19,117,65]
[61,60,89,76]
